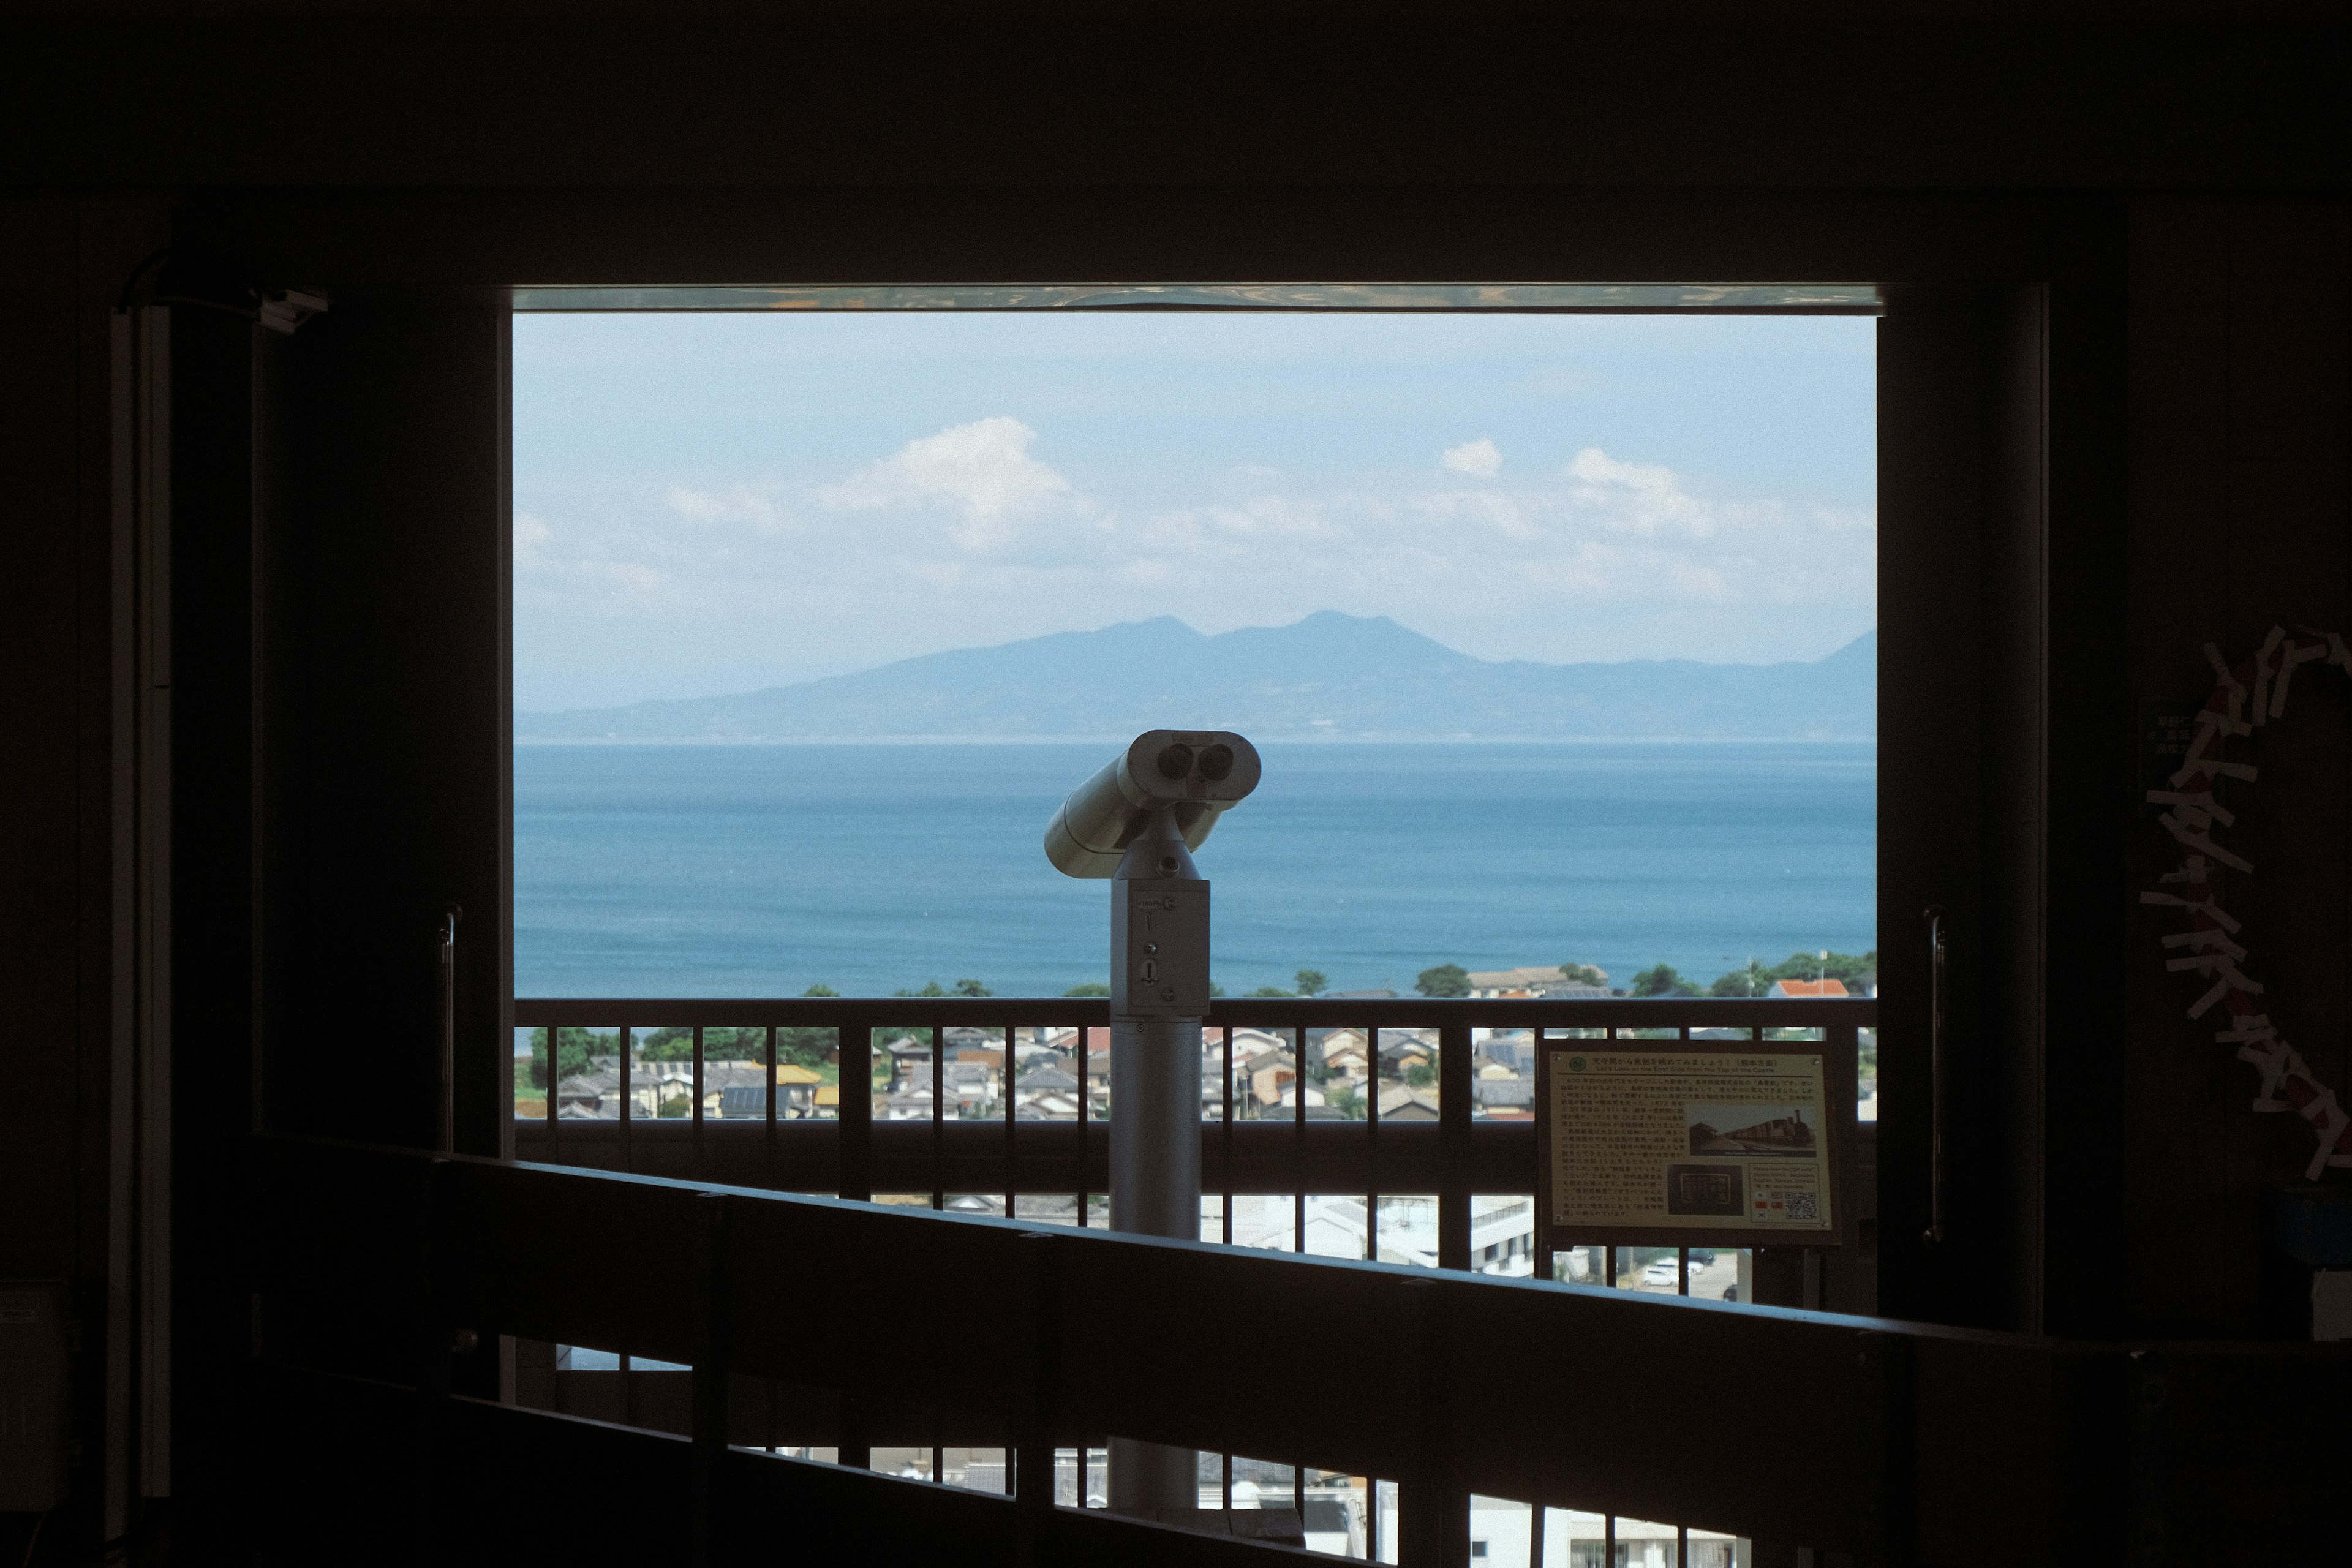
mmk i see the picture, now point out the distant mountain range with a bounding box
[515,613,1875,743]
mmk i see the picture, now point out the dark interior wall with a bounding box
[1,9,2348,1555]
[4,18,2348,195]
[165,297,262,1555]
[252,293,513,1156]
[2124,202,2352,1336]
[0,197,168,1537]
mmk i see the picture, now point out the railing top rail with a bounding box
[514,995,1878,1028]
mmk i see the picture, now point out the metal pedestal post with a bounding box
[1105,815,1205,1516]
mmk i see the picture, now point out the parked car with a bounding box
[1641,1261,1680,1286]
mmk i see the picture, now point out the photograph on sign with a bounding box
[1544,1049,1834,1235]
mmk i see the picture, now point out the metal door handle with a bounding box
[1922,906,1948,1247]
[439,904,462,1153]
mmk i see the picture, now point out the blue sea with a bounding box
[514,743,1876,1000]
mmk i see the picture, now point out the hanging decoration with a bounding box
[2144,626,2352,1182]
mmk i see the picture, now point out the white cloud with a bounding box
[1562,447,1714,537]
[514,443,1872,706]
[818,416,1076,549]
[667,484,791,534]
[1441,438,1502,478]
[511,509,676,606]
[514,512,555,568]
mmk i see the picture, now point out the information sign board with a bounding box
[1535,1038,1853,1252]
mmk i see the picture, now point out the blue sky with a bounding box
[513,310,1876,712]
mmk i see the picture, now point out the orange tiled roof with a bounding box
[1771,978,1849,998]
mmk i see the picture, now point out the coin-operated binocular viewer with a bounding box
[1046,730,1261,1515]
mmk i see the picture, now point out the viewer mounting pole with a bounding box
[1105,809,1207,1515]
[1042,729,1261,1520]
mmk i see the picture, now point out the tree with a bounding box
[1415,963,1471,998]
[952,978,993,997]
[1294,968,1328,997]
[635,1025,697,1063]
[772,984,842,1070]
[895,981,949,998]
[527,1025,606,1090]
[1404,1060,1437,1089]
[1559,963,1605,986]
[1629,963,1700,998]
[1753,949,1879,989]
[1709,960,1771,998]
[1063,982,1110,998]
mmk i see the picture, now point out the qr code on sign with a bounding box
[1783,1192,1820,1222]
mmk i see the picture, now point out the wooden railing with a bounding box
[245,1129,2350,1568]
[511,995,1875,1284]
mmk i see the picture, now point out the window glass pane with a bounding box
[1375,1030,1437,1123]
[1316,1028,1368,1120]
[1619,1246,1683,1296]
[697,1025,766,1119]
[1688,1248,1749,1303]
[1471,1195,1535,1276]
[514,1026,546,1118]
[1540,1508,1607,1568]
[1231,1194,1297,1253]
[1229,1457,1295,1511]
[1613,1518,1679,1567]
[1013,1194,1086,1227]
[876,1026,934,1121]
[1229,1030,1295,1120]
[1554,1245,1605,1285]
[1858,1025,1879,1121]
[1373,1195,1439,1268]
[1202,1028,1228,1121]
[1684,1529,1742,1568]
[1470,1495,1532,1568]
[871,1447,931,1482]
[1304,1196,1366,1260]
[630,1025,696,1120]
[777,1023,840,1121]
[1014,1025,1082,1121]
[943,1026,1005,1120]
[532,1025,620,1120]
[1471,1028,1534,1122]
[1302,1468,1367,1558]
[945,1447,1008,1494]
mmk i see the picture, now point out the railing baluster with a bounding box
[689,1191,728,1568]
[1366,1024,1380,1262]
[1439,1015,1472,1272]
[545,1011,559,1147]
[619,1023,633,1174]
[840,1025,872,1203]
[1002,1023,1016,1223]
[763,1023,777,1191]
[1075,1020,1088,1228]
[1220,1026,1233,1246]
[932,1022,944,1212]
[1293,1024,1306,1256]
[691,1022,705,1180]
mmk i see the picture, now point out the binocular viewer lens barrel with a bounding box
[1043,729,1262,880]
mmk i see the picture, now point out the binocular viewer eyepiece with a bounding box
[1042,729,1263,879]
